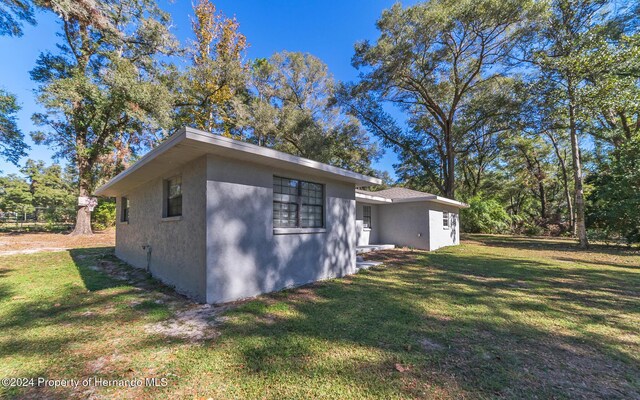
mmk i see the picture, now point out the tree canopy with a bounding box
[0,0,637,246]
[0,89,28,166]
[343,0,543,198]
[236,51,380,174]
[0,0,34,37]
[30,0,179,234]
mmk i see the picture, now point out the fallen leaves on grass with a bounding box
[394,363,410,373]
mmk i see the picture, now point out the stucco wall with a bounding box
[205,154,356,304]
[115,156,207,301]
[427,204,460,251]
[376,202,431,250]
[355,202,379,246]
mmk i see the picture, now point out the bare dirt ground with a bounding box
[0,228,115,255]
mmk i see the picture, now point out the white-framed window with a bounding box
[273,176,324,228]
[363,205,372,228]
[443,211,450,230]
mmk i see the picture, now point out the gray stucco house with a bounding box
[96,127,467,303]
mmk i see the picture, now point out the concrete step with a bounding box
[356,244,395,254]
[356,260,384,271]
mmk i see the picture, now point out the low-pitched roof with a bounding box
[95,127,381,196]
[356,187,469,208]
[357,187,437,199]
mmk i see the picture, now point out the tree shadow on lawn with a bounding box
[467,234,640,268]
[1,246,183,334]
[0,247,195,398]
[68,247,198,312]
[0,247,176,344]
[3,244,639,399]
[553,256,640,270]
[0,281,13,303]
[220,249,640,399]
[0,263,16,302]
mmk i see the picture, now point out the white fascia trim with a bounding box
[355,192,392,203]
[358,193,469,208]
[429,196,470,208]
[184,128,381,185]
[96,127,382,196]
[392,196,469,208]
[95,130,186,196]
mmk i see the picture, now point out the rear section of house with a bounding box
[355,188,465,251]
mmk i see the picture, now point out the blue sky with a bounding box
[0,0,413,177]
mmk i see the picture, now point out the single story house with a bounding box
[95,127,468,303]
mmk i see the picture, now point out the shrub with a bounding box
[461,195,511,234]
[587,136,640,245]
[92,199,116,230]
[545,224,562,237]
[523,224,544,237]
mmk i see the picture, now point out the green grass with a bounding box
[0,236,639,399]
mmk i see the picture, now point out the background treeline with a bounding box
[0,159,114,230]
[0,0,638,247]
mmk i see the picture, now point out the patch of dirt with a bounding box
[287,287,323,302]
[524,339,640,399]
[85,255,227,342]
[365,249,420,264]
[85,353,130,374]
[145,304,227,341]
[444,331,640,399]
[0,228,115,255]
[256,313,278,325]
[91,258,151,286]
[419,338,445,352]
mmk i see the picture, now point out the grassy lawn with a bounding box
[0,236,639,399]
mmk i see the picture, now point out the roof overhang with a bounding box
[394,195,469,208]
[96,127,382,197]
[356,192,469,208]
[354,192,392,204]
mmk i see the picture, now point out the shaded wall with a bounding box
[377,202,431,250]
[427,204,460,251]
[115,157,207,301]
[205,154,356,304]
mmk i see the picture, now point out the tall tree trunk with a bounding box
[538,180,547,221]
[547,132,575,233]
[567,81,588,248]
[534,157,547,221]
[71,163,93,236]
[445,124,456,198]
[69,24,93,236]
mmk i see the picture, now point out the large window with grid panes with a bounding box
[273,176,324,229]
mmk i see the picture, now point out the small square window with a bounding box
[121,197,129,222]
